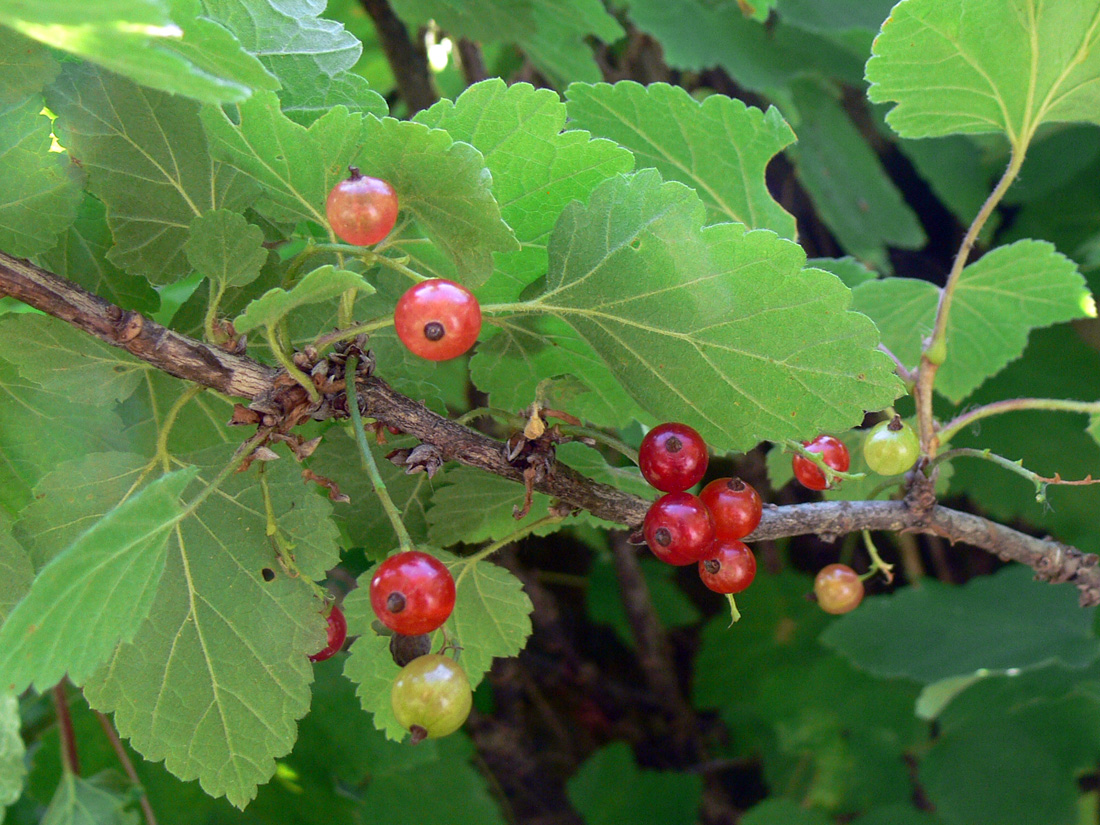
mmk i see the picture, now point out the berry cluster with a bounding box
[638,423,760,596]
[325,171,483,363]
[307,550,472,742]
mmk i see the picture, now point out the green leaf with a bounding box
[48,63,256,283]
[444,554,534,687]
[200,90,360,227]
[0,28,59,103]
[852,240,1094,403]
[202,0,386,119]
[0,0,276,104]
[0,514,32,623]
[586,554,701,647]
[234,264,374,333]
[0,467,198,694]
[867,0,1100,142]
[808,257,877,289]
[946,326,1100,554]
[626,0,865,93]
[777,0,896,33]
[848,805,945,825]
[0,359,125,517]
[0,315,147,406]
[353,117,519,286]
[0,692,23,815]
[15,453,155,569]
[306,428,434,558]
[821,567,1100,684]
[82,449,338,808]
[390,0,535,45]
[921,688,1100,825]
[414,80,638,425]
[37,194,160,315]
[341,615,406,740]
[787,80,926,268]
[415,79,633,300]
[895,134,1000,238]
[565,81,797,237]
[184,209,268,289]
[0,93,82,257]
[472,314,649,429]
[566,742,703,825]
[511,0,625,88]
[426,468,561,547]
[741,799,832,825]
[40,771,139,825]
[526,169,901,451]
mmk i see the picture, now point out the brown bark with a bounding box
[359,0,438,114]
[3,249,1099,605]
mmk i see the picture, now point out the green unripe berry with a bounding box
[391,654,472,743]
[863,417,920,476]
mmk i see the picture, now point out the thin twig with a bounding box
[359,0,438,113]
[53,681,79,776]
[96,712,158,825]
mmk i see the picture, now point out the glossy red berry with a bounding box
[643,492,715,565]
[698,540,756,594]
[325,167,398,246]
[370,551,456,635]
[638,423,709,492]
[792,435,850,491]
[309,605,348,662]
[813,563,864,614]
[394,279,482,361]
[700,477,762,540]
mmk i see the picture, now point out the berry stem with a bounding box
[264,324,320,403]
[96,711,159,825]
[938,397,1100,445]
[784,439,864,482]
[861,530,894,584]
[558,423,640,464]
[724,593,741,625]
[915,146,1026,459]
[153,384,205,473]
[53,681,79,776]
[927,447,1100,504]
[258,464,328,602]
[313,316,395,352]
[203,279,228,346]
[345,355,415,553]
[453,513,566,589]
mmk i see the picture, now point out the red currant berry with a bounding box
[325,167,398,246]
[863,416,920,476]
[813,563,864,614]
[309,605,348,662]
[792,435,850,491]
[698,540,756,594]
[643,492,715,565]
[700,477,762,540]
[391,654,472,743]
[638,423,709,493]
[394,279,482,361]
[370,551,456,635]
